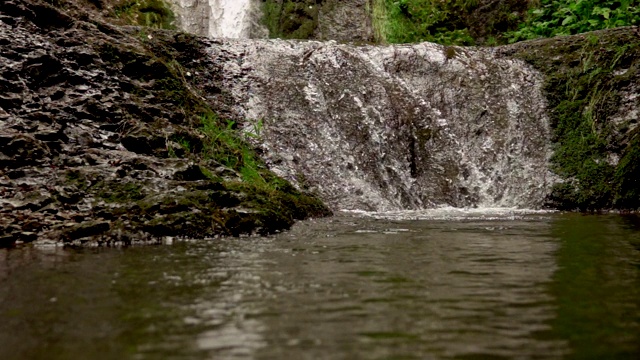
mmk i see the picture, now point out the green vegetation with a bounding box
[113,0,175,29]
[508,0,640,43]
[262,0,320,39]
[508,29,640,210]
[372,0,531,45]
[380,0,478,45]
[369,0,639,46]
[97,182,145,203]
[199,114,266,185]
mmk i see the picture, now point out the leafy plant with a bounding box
[244,119,264,139]
[199,114,266,184]
[507,0,640,42]
[382,0,477,45]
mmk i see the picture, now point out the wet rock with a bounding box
[121,134,166,156]
[0,235,15,248]
[203,38,556,210]
[173,165,210,181]
[62,220,110,241]
[0,136,49,165]
[16,231,38,243]
[0,0,330,246]
[6,170,26,179]
[16,196,54,211]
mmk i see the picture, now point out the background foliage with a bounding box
[377,0,640,46]
[508,0,640,42]
[379,0,529,45]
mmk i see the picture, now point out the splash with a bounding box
[343,207,557,221]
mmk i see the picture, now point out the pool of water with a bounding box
[1,212,639,359]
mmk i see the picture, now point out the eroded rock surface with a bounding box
[0,0,329,247]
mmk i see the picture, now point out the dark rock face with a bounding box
[0,0,329,247]
[262,0,377,42]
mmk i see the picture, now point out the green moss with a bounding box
[506,29,640,210]
[64,170,89,190]
[614,133,640,208]
[444,46,458,59]
[262,0,320,39]
[96,181,146,203]
[113,0,175,29]
[377,0,528,45]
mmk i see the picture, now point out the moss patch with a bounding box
[262,0,322,39]
[376,0,529,45]
[503,28,640,210]
[112,0,175,29]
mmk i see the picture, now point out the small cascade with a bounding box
[208,0,253,38]
[203,39,558,212]
[164,0,558,211]
[166,0,265,39]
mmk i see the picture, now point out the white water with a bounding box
[166,0,259,38]
[207,39,557,211]
[344,207,557,221]
[208,0,254,38]
[167,0,560,211]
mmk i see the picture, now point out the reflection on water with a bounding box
[0,213,639,360]
[549,214,640,359]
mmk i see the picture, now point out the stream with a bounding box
[1,211,639,359]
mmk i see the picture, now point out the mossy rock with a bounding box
[263,0,322,39]
[502,27,640,210]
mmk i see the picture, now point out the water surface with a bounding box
[1,212,639,359]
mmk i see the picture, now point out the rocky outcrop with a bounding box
[0,0,329,247]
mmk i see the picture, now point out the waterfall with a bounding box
[167,0,265,38]
[165,0,558,212]
[208,0,253,38]
[203,39,558,211]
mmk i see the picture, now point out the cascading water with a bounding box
[167,1,557,211]
[203,38,557,212]
[208,0,253,38]
[166,0,263,38]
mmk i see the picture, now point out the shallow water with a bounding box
[1,212,639,360]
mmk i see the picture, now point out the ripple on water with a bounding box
[1,214,639,359]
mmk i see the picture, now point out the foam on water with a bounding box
[343,207,557,221]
